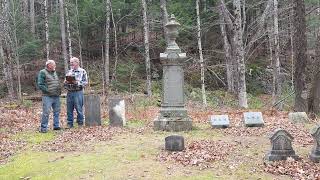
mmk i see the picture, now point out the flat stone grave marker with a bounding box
[109,98,126,127]
[288,112,309,123]
[265,128,299,161]
[84,94,101,126]
[243,112,264,127]
[209,115,229,128]
[165,135,184,151]
[310,125,320,163]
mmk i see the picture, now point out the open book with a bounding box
[65,75,76,84]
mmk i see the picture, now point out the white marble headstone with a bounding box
[210,115,230,128]
[243,112,264,127]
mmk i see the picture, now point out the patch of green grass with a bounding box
[3,103,19,109]
[102,118,109,126]
[22,100,33,108]
[187,123,224,140]
[0,128,8,133]
[126,119,145,128]
[248,93,264,109]
[0,128,292,179]
[12,131,56,145]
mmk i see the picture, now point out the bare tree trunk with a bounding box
[218,5,234,93]
[75,0,83,66]
[30,0,35,34]
[11,0,22,100]
[1,0,15,99]
[293,0,308,112]
[290,9,294,90]
[104,0,111,93]
[307,0,320,113]
[196,0,207,106]
[44,0,49,60]
[233,0,247,108]
[59,0,68,73]
[111,5,118,81]
[22,0,28,16]
[65,0,72,58]
[141,0,152,97]
[202,0,207,12]
[272,0,282,109]
[160,0,168,43]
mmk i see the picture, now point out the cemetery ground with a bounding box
[0,93,320,180]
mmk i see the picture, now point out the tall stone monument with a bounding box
[154,14,192,131]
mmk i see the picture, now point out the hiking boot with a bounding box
[53,127,62,130]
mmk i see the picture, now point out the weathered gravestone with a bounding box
[265,128,299,161]
[210,115,229,128]
[243,112,264,127]
[165,135,185,151]
[153,14,192,132]
[84,94,101,126]
[288,112,309,123]
[109,98,126,127]
[310,125,320,162]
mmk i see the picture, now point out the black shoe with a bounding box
[65,125,73,129]
[39,129,48,133]
[53,127,61,130]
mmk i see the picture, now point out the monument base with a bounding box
[265,150,299,161]
[310,151,320,163]
[154,116,192,132]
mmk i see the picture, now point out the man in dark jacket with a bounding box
[37,60,61,133]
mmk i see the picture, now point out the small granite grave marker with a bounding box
[210,115,229,128]
[288,112,309,123]
[165,135,184,151]
[243,112,264,127]
[310,125,320,163]
[266,128,298,161]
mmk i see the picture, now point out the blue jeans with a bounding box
[40,96,60,131]
[67,90,84,127]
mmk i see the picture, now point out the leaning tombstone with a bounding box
[309,125,320,163]
[288,112,309,123]
[243,112,264,127]
[265,128,299,161]
[109,98,126,127]
[165,135,184,151]
[210,115,229,128]
[84,94,101,126]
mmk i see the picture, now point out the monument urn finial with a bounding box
[165,14,180,51]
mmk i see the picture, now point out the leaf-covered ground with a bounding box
[0,97,320,179]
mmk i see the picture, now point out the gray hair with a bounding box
[45,60,55,66]
[70,57,80,64]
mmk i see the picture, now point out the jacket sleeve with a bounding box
[37,70,49,93]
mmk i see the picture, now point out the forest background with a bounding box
[1,0,320,112]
